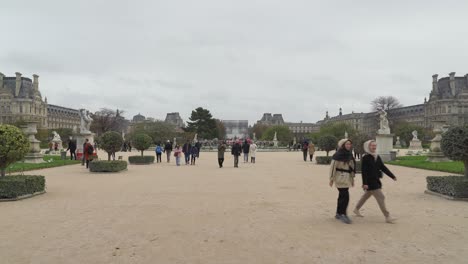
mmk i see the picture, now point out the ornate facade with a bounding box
[0,72,81,129]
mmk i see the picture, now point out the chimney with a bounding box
[15,72,22,97]
[449,72,456,96]
[0,72,4,88]
[432,74,438,93]
[33,74,39,91]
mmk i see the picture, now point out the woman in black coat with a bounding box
[353,140,397,223]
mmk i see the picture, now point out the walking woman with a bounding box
[218,141,227,168]
[329,138,356,224]
[249,141,257,163]
[174,145,182,166]
[353,140,397,223]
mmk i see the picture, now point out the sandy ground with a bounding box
[1,150,467,264]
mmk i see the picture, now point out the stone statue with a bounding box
[52,131,61,141]
[378,109,390,134]
[273,132,277,141]
[412,130,418,140]
[79,109,93,134]
[253,133,257,141]
[344,131,348,138]
[193,133,198,143]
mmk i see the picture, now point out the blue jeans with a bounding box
[184,153,190,164]
[176,156,181,166]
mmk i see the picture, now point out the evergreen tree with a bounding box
[185,107,218,139]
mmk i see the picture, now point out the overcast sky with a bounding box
[1,0,467,125]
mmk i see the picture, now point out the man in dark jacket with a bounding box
[66,138,77,160]
[301,140,309,162]
[182,141,192,165]
[242,140,250,163]
[231,140,242,168]
[195,142,202,158]
[164,140,173,163]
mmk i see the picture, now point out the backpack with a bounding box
[156,146,162,153]
[87,144,94,155]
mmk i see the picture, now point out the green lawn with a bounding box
[387,156,464,175]
[6,155,81,174]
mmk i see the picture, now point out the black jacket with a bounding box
[231,143,242,156]
[67,141,77,151]
[242,143,250,153]
[361,154,396,190]
[164,143,173,151]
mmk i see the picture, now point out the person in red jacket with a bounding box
[83,139,94,169]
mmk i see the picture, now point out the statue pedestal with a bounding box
[76,132,95,156]
[408,139,423,151]
[273,140,279,148]
[376,133,394,162]
[427,129,450,162]
[21,121,44,164]
[51,139,63,152]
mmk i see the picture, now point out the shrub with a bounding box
[128,155,155,164]
[100,131,123,161]
[0,175,46,199]
[426,176,468,198]
[133,134,153,156]
[441,126,468,177]
[316,156,332,165]
[89,160,127,172]
[0,125,30,177]
[317,135,338,156]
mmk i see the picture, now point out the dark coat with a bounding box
[231,143,242,156]
[242,143,250,153]
[67,140,77,151]
[361,154,396,190]
[183,143,192,154]
[164,142,173,152]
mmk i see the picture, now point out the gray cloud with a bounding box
[1,0,468,124]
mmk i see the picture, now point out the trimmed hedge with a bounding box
[89,160,127,172]
[426,176,468,198]
[0,175,46,199]
[316,156,332,165]
[128,155,155,164]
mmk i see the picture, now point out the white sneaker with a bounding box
[386,216,397,224]
[353,208,364,217]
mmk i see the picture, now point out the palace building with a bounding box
[0,72,81,129]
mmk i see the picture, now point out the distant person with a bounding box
[302,140,309,161]
[308,142,316,162]
[48,142,53,151]
[195,141,202,158]
[231,140,242,168]
[329,138,356,224]
[155,144,163,163]
[164,140,173,162]
[354,140,397,224]
[128,142,132,152]
[174,145,182,166]
[54,142,58,151]
[190,144,198,165]
[249,141,257,163]
[182,141,192,165]
[94,141,98,151]
[218,141,227,168]
[122,142,128,152]
[67,139,77,160]
[242,140,250,163]
[83,139,94,169]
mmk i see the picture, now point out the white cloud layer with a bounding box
[1,0,467,124]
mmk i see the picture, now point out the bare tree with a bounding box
[90,108,128,137]
[371,96,403,111]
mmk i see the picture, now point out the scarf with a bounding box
[332,139,354,162]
